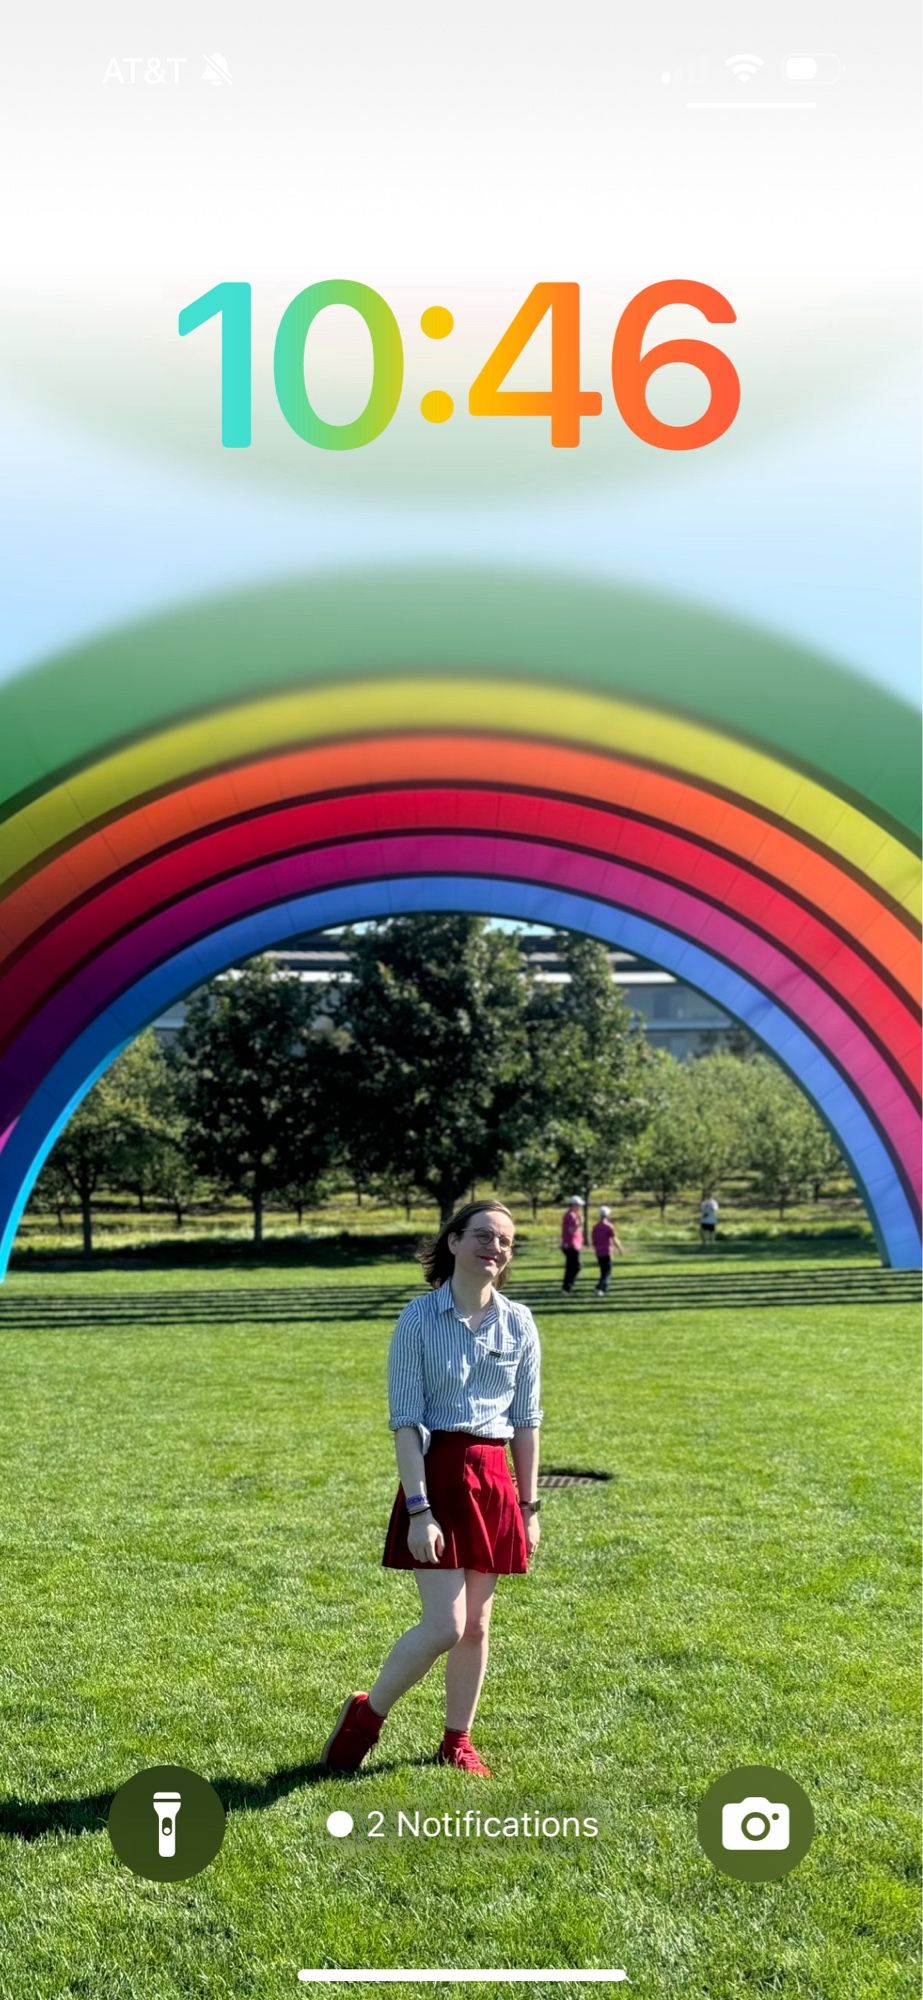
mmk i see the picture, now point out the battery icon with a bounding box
[785,54,843,81]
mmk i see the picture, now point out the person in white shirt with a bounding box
[699,1192,719,1249]
[321,1198,543,1778]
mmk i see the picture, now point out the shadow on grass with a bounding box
[0,1266,917,1329]
[10,1232,424,1275]
[0,1756,435,1843]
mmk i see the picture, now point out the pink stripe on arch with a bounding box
[1,785,917,1082]
[1,831,919,1199]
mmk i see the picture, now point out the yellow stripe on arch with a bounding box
[2,677,919,919]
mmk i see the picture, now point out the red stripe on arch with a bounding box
[0,787,918,1098]
[0,832,919,1207]
[1,737,917,1008]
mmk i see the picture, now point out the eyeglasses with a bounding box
[468,1228,514,1253]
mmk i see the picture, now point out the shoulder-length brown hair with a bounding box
[419,1198,516,1289]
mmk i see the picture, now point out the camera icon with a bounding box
[721,1796,790,1851]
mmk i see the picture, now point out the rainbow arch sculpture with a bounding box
[0,567,919,1272]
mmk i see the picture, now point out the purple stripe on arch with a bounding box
[0,875,918,1275]
[0,834,918,1200]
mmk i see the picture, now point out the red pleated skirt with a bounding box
[382,1430,529,1574]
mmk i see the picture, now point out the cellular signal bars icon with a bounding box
[725,53,764,83]
[202,52,232,86]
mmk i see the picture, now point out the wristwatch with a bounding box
[519,1498,541,1514]
[405,1492,430,1515]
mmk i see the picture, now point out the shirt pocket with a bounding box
[474,1332,518,1397]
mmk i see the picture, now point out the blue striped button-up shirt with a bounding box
[387,1279,543,1452]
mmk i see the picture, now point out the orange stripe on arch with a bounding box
[0,733,917,1012]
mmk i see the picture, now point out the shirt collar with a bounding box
[437,1277,510,1322]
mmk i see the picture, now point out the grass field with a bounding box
[0,1247,918,2000]
[13,1181,871,1266]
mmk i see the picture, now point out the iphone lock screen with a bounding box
[0,6,919,1999]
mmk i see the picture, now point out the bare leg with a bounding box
[368,1569,465,1716]
[443,1570,497,1731]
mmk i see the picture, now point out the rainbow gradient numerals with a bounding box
[178,280,740,451]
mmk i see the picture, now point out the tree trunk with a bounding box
[295,1202,304,1226]
[80,1191,93,1258]
[405,1198,413,1221]
[439,1180,462,1223]
[137,1190,145,1213]
[253,1182,264,1244]
[354,1183,363,1207]
[659,1191,668,1218]
[56,1201,65,1231]
[173,1202,185,1229]
[531,1194,539,1220]
[583,1183,592,1225]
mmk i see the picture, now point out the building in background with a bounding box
[152,928,733,1061]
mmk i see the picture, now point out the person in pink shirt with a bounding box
[591,1205,624,1295]
[560,1196,584,1293]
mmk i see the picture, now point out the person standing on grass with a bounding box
[699,1191,719,1249]
[560,1195,584,1293]
[591,1205,624,1295]
[321,1199,542,1779]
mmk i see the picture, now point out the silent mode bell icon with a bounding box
[153,1790,182,1858]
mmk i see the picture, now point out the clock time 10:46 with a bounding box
[178,280,740,453]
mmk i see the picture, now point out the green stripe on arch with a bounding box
[0,567,919,841]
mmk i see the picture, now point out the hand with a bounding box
[523,1510,541,1559]
[407,1512,445,1564]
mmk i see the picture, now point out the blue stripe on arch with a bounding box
[0,875,918,1273]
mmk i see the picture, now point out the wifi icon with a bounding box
[725,52,764,83]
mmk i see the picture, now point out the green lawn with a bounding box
[0,1253,918,2000]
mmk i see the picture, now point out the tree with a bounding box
[168,959,338,1243]
[630,1050,696,1218]
[35,1033,168,1255]
[513,933,651,1214]
[106,1031,173,1212]
[746,1058,842,1218]
[332,916,531,1219]
[506,1132,561,1220]
[331,1033,396,1212]
[685,1049,756,1194]
[386,1164,423,1223]
[283,1166,335,1229]
[804,1124,847,1202]
[30,1156,69,1233]
[148,1138,204,1231]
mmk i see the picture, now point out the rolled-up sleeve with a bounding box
[387,1301,426,1431]
[510,1312,543,1428]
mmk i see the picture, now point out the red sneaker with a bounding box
[437,1736,492,1777]
[321,1693,384,1772]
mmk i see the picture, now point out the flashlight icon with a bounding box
[153,1790,182,1858]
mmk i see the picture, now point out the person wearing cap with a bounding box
[591,1205,624,1295]
[560,1196,584,1293]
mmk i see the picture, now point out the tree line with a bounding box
[30,917,851,1253]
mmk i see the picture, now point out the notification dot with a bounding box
[326,1811,354,1838]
